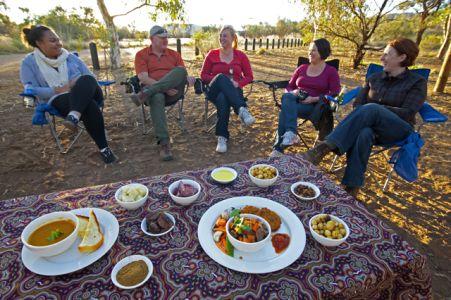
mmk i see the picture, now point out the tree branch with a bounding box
[111,2,155,18]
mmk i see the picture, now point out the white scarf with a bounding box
[34,48,69,88]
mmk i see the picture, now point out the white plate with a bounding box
[198,196,306,274]
[21,207,119,276]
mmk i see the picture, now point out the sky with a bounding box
[4,0,307,31]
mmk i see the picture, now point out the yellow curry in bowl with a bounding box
[28,219,76,247]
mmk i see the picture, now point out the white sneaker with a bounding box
[281,131,300,147]
[216,136,228,153]
[269,150,284,157]
[238,107,255,126]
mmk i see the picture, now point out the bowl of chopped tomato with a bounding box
[225,213,271,253]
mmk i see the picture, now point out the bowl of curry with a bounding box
[21,211,80,257]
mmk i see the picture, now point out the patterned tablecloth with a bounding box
[0,154,431,299]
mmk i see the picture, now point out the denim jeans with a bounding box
[206,74,246,139]
[274,92,315,152]
[327,103,413,187]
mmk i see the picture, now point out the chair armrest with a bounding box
[98,80,116,86]
[258,80,289,90]
[419,102,448,123]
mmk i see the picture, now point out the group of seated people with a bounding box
[20,24,427,197]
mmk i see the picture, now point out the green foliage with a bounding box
[256,48,266,55]
[243,22,275,39]
[192,29,218,56]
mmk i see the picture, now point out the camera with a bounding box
[297,90,309,101]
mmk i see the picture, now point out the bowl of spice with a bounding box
[111,255,153,289]
[290,181,320,200]
[141,211,175,237]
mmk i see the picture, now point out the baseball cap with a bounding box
[149,25,168,38]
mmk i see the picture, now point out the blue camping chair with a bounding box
[328,63,448,191]
[20,80,109,154]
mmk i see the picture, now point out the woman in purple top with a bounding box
[271,38,340,156]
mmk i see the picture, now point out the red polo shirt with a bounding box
[134,45,185,80]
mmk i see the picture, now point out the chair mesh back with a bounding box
[297,56,340,71]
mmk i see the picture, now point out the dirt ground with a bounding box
[0,46,449,298]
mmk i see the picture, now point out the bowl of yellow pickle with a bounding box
[248,164,279,187]
[309,214,350,247]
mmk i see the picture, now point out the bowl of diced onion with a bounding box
[115,183,148,210]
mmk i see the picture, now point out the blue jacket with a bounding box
[389,132,424,182]
[20,52,94,102]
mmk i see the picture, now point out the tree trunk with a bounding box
[434,42,451,93]
[352,45,366,69]
[416,11,429,46]
[437,14,451,60]
[97,0,121,69]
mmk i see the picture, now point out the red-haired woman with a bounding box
[304,38,427,196]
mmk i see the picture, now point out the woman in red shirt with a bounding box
[200,25,255,153]
[271,38,340,157]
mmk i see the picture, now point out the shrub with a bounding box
[256,48,266,55]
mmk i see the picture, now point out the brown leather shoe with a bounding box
[345,186,360,198]
[303,141,333,165]
[159,143,173,161]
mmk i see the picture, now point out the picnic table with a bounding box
[0,154,431,299]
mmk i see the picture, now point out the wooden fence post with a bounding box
[277,39,280,48]
[245,39,248,51]
[259,38,262,48]
[89,42,100,70]
[291,39,293,47]
[282,39,285,48]
[272,39,275,49]
[252,38,256,51]
[195,46,199,56]
[266,38,269,49]
[176,38,182,54]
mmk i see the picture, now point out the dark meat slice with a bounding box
[255,226,268,242]
[157,213,173,231]
[148,221,161,234]
[147,213,160,222]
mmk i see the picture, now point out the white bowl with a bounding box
[211,167,238,184]
[115,183,149,210]
[111,255,153,289]
[290,181,320,200]
[168,179,201,206]
[226,213,272,253]
[248,164,279,187]
[309,214,350,247]
[141,212,175,237]
[21,211,80,257]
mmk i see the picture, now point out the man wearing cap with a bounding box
[132,25,194,161]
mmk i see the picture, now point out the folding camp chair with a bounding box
[328,63,448,191]
[121,75,187,135]
[21,92,89,154]
[258,56,342,149]
[195,78,257,133]
[21,79,109,154]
